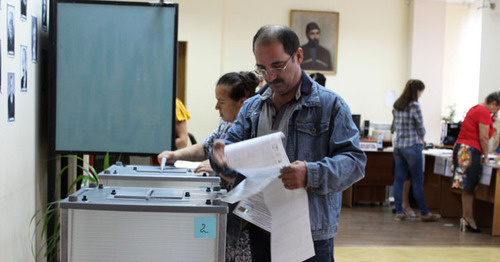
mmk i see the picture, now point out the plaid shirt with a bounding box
[392,101,425,148]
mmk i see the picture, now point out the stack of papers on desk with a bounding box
[174,160,202,169]
[480,164,493,185]
[424,148,453,157]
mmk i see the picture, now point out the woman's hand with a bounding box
[212,140,227,167]
[157,151,177,165]
[194,160,214,173]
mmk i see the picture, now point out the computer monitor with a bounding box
[352,114,361,132]
[443,123,461,145]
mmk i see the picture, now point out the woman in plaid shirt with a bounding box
[392,79,441,222]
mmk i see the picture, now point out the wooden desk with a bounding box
[342,150,394,206]
[342,149,500,235]
[423,154,500,235]
[493,167,500,235]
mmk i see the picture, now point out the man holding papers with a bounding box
[211,25,366,261]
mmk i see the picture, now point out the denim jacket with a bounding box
[211,71,366,240]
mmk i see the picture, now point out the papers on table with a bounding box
[424,148,453,157]
[433,156,452,177]
[221,132,315,262]
[174,160,202,169]
[480,164,493,186]
[430,151,495,184]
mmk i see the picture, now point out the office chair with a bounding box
[188,132,197,145]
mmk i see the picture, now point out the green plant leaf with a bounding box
[55,165,70,190]
[103,152,110,170]
[68,175,85,191]
[60,154,98,178]
[32,154,102,261]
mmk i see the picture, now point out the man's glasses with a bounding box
[254,53,294,77]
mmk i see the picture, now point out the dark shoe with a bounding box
[421,213,441,222]
[460,217,481,233]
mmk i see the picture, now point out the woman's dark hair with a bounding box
[393,79,425,111]
[485,91,500,105]
[216,71,259,101]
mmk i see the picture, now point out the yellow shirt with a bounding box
[176,98,191,122]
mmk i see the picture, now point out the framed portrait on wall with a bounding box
[290,10,339,75]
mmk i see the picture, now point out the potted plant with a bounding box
[31,153,111,261]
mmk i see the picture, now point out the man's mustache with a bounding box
[269,79,284,85]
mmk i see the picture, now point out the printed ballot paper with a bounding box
[220,132,314,262]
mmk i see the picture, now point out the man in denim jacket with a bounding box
[211,25,366,262]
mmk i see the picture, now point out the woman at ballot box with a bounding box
[158,71,259,261]
[452,91,500,233]
[392,79,441,222]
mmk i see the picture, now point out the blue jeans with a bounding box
[249,224,334,262]
[393,144,429,215]
[304,238,334,262]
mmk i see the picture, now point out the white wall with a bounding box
[0,0,44,261]
[175,0,224,140]
[478,1,500,102]
[180,0,411,141]
[442,2,481,121]
[410,0,447,143]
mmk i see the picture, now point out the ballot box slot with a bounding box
[113,188,184,200]
[134,166,188,173]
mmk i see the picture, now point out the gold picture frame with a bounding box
[290,10,339,75]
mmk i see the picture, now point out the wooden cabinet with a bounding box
[343,151,394,205]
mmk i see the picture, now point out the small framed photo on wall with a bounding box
[32,16,38,62]
[7,72,16,122]
[7,4,15,56]
[42,0,48,31]
[290,10,339,75]
[21,0,27,20]
[20,45,28,92]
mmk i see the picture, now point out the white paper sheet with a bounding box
[174,160,202,169]
[433,156,447,175]
[221,132,289,204]
[220,132,314,262]
[444,158,453,177]
[264,178,315,262]
[385,90,396,107]
[480,164,493,185]
[423,148,453,157]
[233,192,272,232]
